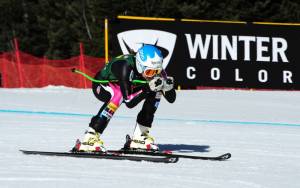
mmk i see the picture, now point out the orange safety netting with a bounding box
[0,51,105,88]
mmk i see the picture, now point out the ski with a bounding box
[19,150,179,163]
[108,149,231,161]
[116,135,231,161]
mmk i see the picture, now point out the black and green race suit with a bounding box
[89,54,176,134]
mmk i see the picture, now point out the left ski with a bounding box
[19,150,179,163]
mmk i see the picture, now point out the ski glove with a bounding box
[148,77,164,92]
[162,77,174,92]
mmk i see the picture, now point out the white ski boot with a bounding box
[75,128,106,152]
[128,123,159,151]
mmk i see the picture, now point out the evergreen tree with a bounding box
[0,0,299,59]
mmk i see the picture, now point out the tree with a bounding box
[0,0,299,59]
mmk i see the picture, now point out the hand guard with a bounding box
[148,77,164,92]
[162,77,174,92]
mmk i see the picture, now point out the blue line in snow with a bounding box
[0,109,91,117]
[0,109,300,127]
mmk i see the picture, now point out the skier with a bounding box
[75,44,176,152]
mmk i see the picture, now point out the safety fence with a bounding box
[0,50,105,88]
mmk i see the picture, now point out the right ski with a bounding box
[109,149,231,161]
[114,135,231,161]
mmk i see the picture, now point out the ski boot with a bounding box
[125,123,159,151]
[74,128,106,152]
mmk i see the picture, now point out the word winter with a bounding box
[185,34,289,63]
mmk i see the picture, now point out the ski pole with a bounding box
[71,68,148,84]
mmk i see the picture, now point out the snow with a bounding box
[0,86,300,188]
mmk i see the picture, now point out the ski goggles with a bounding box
[143,68,162,78]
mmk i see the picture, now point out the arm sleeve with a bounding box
[111,60,147,108]
[163,89,176,103]
[160,70,176,103]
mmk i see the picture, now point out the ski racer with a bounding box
[75,44,176,152]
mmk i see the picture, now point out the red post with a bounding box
[14,38,24,87]
[79,43,87,88]
[0,53,7,87]
[41,56,46,87]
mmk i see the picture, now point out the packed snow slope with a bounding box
[0,87,300,188]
